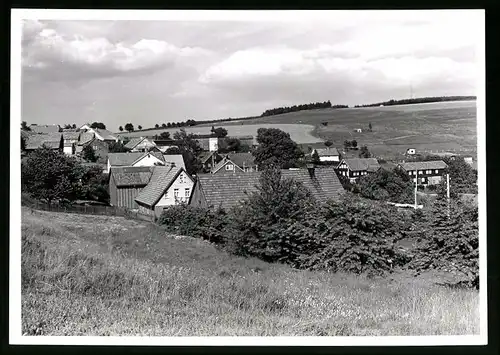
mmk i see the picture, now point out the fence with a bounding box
[23,199,154,222]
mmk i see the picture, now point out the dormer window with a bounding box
[179,174,185,183]
[225,164,234,171]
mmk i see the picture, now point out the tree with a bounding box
[324,140,333,148]
[108,141,129,153]
[351,140,358,149]
[82,145,98,163]
[343,140,352,151]
[124,123,134,132]
[311,150,320,163]
[159,132,171,140]
[173,129,203,174]
[211,126,228,138]
[119,126,124,132]
[90,122,106,130]
[165,147,181,155]
[21,147,83,205]
[368,122,373,132]
[63,124,72,129]
[252,128,304,169]
[359,145,371,158]
[138,125,142,130]
[155,124,160,129]
[21,136,26,151]
[356,168,413,203]
[79,165,110,204]
[72,124,77,129]
[21,121,31,131]
[218,137,242,154]
[166,123,172,128]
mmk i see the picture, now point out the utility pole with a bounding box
[414,170,418,209]
[447,173,450,218]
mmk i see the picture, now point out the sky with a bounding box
[19,10,483,131]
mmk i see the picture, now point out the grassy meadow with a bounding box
[21,208,479,336]
[117,100,477,160]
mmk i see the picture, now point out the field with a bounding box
[118,101,477,160]
[21,208,479,336]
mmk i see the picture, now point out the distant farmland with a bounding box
[118,100,477,159]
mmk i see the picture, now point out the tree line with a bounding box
[354,96,477,108]
[261,101,348,117]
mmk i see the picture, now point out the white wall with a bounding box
[320,156,340,162]
[132,153,164,167]
[131,139,156,152]
[209,138,219,152]
[156,171,194,207]
[63,146,73,155]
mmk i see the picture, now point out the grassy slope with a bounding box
[118,101,477,159]
[21,208,479,336]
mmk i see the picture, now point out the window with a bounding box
[185,188,190,198]
[174,189,179,198]
[225,164,234,170]
[179,174,184,183]
[413,178,417,183]
[421,178,425,183]
[435,170,438,174]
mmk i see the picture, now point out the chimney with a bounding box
[306,163,315,178]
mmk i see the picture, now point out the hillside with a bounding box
[21,208,479,336]
[117,101,477,159]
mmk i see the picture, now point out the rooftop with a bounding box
[29,124,61,134]
[343,158,381,172]
[135,166,185,207]
[314,147,340,157]
[399,160,448,171]
[110,166,154,187]
[108,151,165,167]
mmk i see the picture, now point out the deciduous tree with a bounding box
[252,128,304,169]
[82,145,98,162]
[124,123,134,132]
[90,122,106,130]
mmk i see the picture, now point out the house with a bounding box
[62,131,80,155]
[199,151,223,172]
[406,148,416,155]
[211,158,245,174]
[24,133,63,152]
[29,124,61,134]
[78,124,118,142]
[354,128,363,133]
[163,154,186,170]
[464,156,474,165]
[135,166,195,219]
[197,137,221,152]
[311,147,341,163]
[397,160,448,185]
[77,133,110,164]
[109,166,154,209]
[226,152,258,172]
[336,158,381,182]
[190,165,344,210]
[106,151,166,173]
[124,137,157,152]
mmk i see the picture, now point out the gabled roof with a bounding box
[135,166,192,207]
[29,125,61,134]
[212,158,245,173]
[62,131,81,141]
[399,160,448,171]
[21,130,35,139]
[124,137,145,149]
[199,151,220,164]
[342,158,380,172]
[196,167,344,210]
[227,152,257,168]
[314,147,340,157]
[163,154,186,170]
[93,128,118,141]
[78,132,95,146]
[108,151,165,167]
[25,133,62,150]
[110,166,154,187]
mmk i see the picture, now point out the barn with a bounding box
[108,166,154,210]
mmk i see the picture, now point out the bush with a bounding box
[299,195,409,275]
[408,199,479,288]
[157,204,229,244]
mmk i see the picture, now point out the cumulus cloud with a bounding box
[22,20,211,81]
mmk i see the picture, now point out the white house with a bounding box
[354,128,363,133]
[106,151,166,173]
[406,148,416,155]
[124,137,157,152]
[135,166,195,219]
[209,137,219,152]
[78,124,118,142]
[312,147,340,163]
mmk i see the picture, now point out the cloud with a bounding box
[22,20,211,81]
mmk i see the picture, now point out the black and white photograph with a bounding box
[10,9,486,345]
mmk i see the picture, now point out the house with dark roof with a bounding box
[25,133,63,152]
[311,147,340,163]
[135,166,195,218]
[226,152,258,172]
[109,166,155,209]
[336,158,381,182]
[211,158,245,175]
[190,165,344,210]
[124,137,157,152]
[199,151,224,172]
[75,132,110,163]
[29,124,61,134]
[106,151,166,173]
[397,160,448,185]
[62,131,80,155]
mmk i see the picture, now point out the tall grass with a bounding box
[21,208,479,336]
